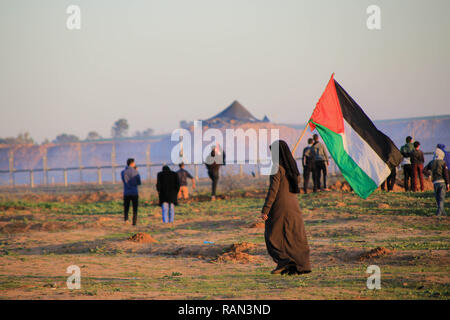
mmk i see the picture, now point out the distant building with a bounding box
[204,100,268,127]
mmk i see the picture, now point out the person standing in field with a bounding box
[410,141,425,192]
[156,165,180,224]
[312,134,329,192]
[302,138,315,194]
[437,144,450,178]
[381,167,397,192]
[205,144,225,200]
[121,158,141,226]
[177,162,196,200]
[261,140,311,275]
[423,148,449,216]
[400,136,415,191]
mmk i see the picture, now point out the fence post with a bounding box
[194,164,199,180]
[43,147,48,185]
[146,144,151,182]
[8,149,14,186]
[111,143,116,184]
[97,167,102,185]
[29,170,34,188]
[78,143,83,183]
[64,169,68,187]
[239,164,244,178]
[256,157,260,178]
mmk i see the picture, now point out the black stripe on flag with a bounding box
[334,80,403,169]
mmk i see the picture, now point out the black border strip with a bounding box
[0,300,445,319]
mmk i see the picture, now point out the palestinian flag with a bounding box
[309,74,403,199]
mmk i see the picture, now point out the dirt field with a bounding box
[0,181,449,300]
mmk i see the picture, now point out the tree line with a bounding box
[0,119,154,145]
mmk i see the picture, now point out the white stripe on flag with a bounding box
[341,119,391,186]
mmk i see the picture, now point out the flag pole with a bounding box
[291,120,310,155]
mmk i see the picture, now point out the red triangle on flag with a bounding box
[310,73,344,134]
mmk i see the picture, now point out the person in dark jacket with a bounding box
[424,148,449,216]
[205,144,225,200]
[410,141,425,192]
[156,165,180,224]
[261,140,311,276]
[400,136,415,191]
[302,138,315,193]
[121,158,142,226]
[311,134,329,192]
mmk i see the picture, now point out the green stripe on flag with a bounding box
[312,121,378,199]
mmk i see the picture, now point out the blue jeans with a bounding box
[434,182,446,216]
[161,202,175,223]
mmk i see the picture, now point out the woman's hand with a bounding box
[261,213,268,221]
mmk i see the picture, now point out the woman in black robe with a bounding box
[261,140,311,275]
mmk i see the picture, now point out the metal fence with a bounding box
[0,159,337,188]
[0,152,436,188]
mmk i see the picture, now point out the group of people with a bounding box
[400,136,426,192]
[119,140,310,275]
[120,145,225,226]
[301,133,449,217]
[121,135,449,225]
[301,134,330,193]
[395,136,449,216]
[119,134,448,276]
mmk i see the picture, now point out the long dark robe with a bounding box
[262,165,311,273]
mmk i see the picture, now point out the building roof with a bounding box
[206,100,265,123]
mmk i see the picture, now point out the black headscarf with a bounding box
[270,140,300,193]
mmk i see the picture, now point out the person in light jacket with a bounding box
[424,148,449,216]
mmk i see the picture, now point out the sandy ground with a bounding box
[0,183,449,300]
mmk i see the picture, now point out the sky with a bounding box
[0,0,449,143]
